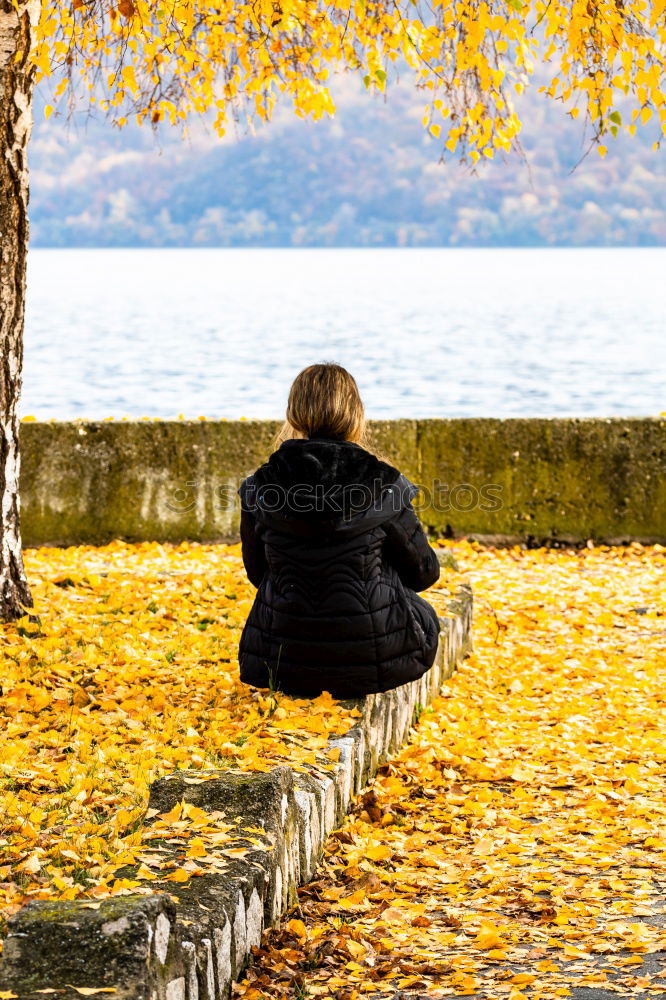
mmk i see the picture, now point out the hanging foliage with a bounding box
[34,1,666,163]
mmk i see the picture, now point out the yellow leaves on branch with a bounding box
[0,541,358,929]
[31,1,666,163]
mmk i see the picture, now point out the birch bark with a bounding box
[0,1,39,620]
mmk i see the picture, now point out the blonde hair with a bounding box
[275,363,368,449]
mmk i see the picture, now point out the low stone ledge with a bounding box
[0,584,473,1000]
[0,895,176,1000]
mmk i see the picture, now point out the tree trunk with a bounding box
[0,0,38,621]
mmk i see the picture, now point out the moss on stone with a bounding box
[20,419,281,546]
[416,417,666,543]
[0,894,175,995]
[364,420,419,482]
[148,765,294,826]
[19,418,666,546]
[436,549,460,572]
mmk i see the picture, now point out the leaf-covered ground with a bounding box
[2,541,665,998]
[0,540,370,935]
[233,542,666,1000]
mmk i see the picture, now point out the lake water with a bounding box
[23,247,665,420]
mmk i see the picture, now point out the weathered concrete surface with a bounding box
[436,547,460,572]
[416,417,666,544]
[0,895,177,999]
[0,585,473,1000]
[20,419,281,546]
[19,418,665,546]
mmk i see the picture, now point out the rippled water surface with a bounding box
[24,247,665,419]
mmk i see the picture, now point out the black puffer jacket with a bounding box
[238,438,440,699]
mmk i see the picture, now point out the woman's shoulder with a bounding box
[238,472,259,510]
[379,472,420,510]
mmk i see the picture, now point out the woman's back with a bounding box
[239,434,441,698]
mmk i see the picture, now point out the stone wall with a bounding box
[19,417,666,546]
[0,586,473,1000]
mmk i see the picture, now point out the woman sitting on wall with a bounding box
[237,362,441,699]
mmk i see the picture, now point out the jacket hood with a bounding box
[239,438,418,537]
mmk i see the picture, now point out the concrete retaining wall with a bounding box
[0,586,473,1000]
[19,417,666,545]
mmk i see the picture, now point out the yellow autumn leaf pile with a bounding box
[0,540,359,932]
[236,541,666,999]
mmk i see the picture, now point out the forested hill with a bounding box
[29,78,666,248]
